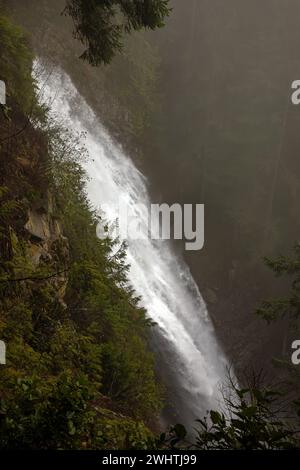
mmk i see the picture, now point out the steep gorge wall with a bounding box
[0,12,162,448]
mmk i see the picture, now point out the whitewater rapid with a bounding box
[35,62,229,427]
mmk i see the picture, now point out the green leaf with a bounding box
[173,423,187,440]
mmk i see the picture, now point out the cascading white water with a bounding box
[35,62,229,428]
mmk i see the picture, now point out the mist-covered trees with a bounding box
[64,0,170,65]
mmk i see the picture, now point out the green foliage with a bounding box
[160,384,299,450]
[0,373,94,449]
[193,387,297,449]
[256,243,300,326]
[0,14,36,112]
[64,0,170,65]
[90,409,155,449]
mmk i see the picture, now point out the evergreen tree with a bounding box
[64,0,170,65]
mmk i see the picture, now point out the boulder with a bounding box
[25,209,51,241]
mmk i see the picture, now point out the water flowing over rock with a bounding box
[36,62,231,428]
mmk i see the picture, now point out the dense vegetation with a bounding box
[0,14,162,449]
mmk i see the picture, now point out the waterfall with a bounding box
[35,62,229,428]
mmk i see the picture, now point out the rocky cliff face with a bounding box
[0,93,69,305]
[24,192,70,305]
